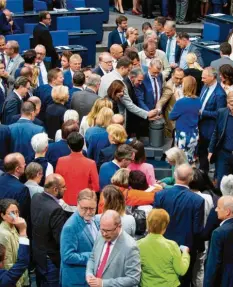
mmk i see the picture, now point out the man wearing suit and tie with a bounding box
[210,42,233,78]
[177,32,204,69]
[35,44,48,86]
[86,210,141,287]
[204,195,233,287]
[154,164,204,287]
[108,15,128,51]
[198,67,227,172]
[1,76,30,125]
[0,35,8,68]
[0,61,7,116]
[158,21,181,69]
[63,54,82,89]
[33,11,59,68]
[61,189,99,287]
[71,73,100,122]
[93,52,113,77]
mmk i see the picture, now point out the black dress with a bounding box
[184,68,203,96]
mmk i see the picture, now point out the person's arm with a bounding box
[0,13,11,34]
[107,32,114,51]
[134,85,150,112]
[169,100,181,121]
[12,21,21,34]
[156,83,173,110]
[89,161,100,192]
[50,208,67,245]
[161,54,172,80]
[194,47,204,67]
[172,243,190,276]
[41,30,59,61]
[5,100,19,125]
[208,115,219,154]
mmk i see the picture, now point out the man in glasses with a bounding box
[60,188,99,286]
[33,11,59,68]
[86,210,141,287]
[93,52,113,77]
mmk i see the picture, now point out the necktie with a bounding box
[120,31,126,44]
[153,77,158,105]
[96,242,111,278]
[200,87,209,104]
[1,53,6,68]
[38,63,44,86]
[166,38,172,61]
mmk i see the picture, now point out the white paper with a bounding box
[75,7,90,11]
[206,45,220,49]
[209,13,225,16]
[53,8,68,12]
[190,37,198,41]
[89,7,97,11]
[61,46,70,49]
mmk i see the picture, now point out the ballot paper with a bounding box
[53,8,68,12]
[75,7,90,11]
[206,45,220,49]
[209,13,225,16]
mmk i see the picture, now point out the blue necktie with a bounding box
[166,39,172,60]
[38,64,44,86]
[201,87,209,104]
[120,31,126,44]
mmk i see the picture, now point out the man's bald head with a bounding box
[100,210,122,241]
[28,96,41,115]
[101,210,122,225]
[112,114,124,125]
[174,163,194,185]
[20,66,33,79]
[4,153,25,176]
[44,173,66,199]
[110,44,123,60]
[216,195,233,221]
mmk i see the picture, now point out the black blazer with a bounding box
[31,192,67,269]
[0,125,11,170]
[1,92,22,125]
[92,66,104,77]
[108,29,123,50]
[33,23,59,68]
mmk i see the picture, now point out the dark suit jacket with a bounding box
[158,33,181,63]
[46,139,71,169]
[33,23,58,67]
[0,173,31,225]
[9,118,45,163]
[31,192,67,269]
[10,114,44,127]
[204,218,233,287]
[34,84,53,121]
[108,29,123,50]
[71,88,99,122]
[63,69,73,89]
[153,185,204,251]
[92,65,104,77]
[0,243,30,287]
[136,72,163,111]
[210,56,233,79]
[0,79,7,117]
[0,11,11,35]
[199,83,227,140]
[0,125,11,170]
[98,144,117,169]
[209,107,229,161]
[1,92,22,125]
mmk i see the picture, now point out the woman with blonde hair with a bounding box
[85,107,114,163]
[184,53,203,95]
[45,85,69,140]
[138,209,190,287]
[169,76,201,163]
[122,27,139,51]
[99,124,128,167]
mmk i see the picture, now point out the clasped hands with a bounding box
[148,108,163,121]
[86,275,102,287]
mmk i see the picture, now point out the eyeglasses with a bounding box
[79,204,96,213]
[100,225,119,234]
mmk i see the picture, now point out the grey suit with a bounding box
[6,54,24,88]
[86,230,141,287]
[188,44,204,67]
[98,70,148,119]
[71,88,99,122]
[211,56,233,80]
[25,180,44,198]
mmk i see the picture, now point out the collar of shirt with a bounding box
[206,81,218,92]
[112,159,121,168]
[13,89,22,101]
[44,191,59,203]
[39,22,47,27]
[73,85,83,90]
[220,217,233,226]
[184,43,191,51]
[174,183,189,189]
[70,69,74,79]
[99,65,107,75]
[19,117,31,121]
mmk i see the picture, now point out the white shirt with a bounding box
[99,65,107,75]
[166,35,176,64]
[70,69,74,79]
[220,217,233,226]
[38,61,48,85]
[13,89,22,101]
[0,78,5,94]
[112,58,117,69]
[196,192,213,226]
[201,81,218,113]
[148,72,161,101]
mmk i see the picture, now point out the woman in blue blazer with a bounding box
[0,1,11,35]
[169,76,201,163]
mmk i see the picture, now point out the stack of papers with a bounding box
[75,7,90,11]
[56,46,70,49]
[206,44,220,49]
[209,13,225,16]
[53,8,68,12]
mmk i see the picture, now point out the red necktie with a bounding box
[96,242,111,278]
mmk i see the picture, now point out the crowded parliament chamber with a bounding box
[0,0,233,286]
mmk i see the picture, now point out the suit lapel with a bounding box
[220,108,230,140]
[94,237,105,274]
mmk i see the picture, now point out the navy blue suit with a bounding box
[10,114,44,127]
[1,92,22,125]
[158,33,181,64]
[46,139,71,169]
[92,65,104,77]
[0,124,10,169]
[136,72,163,111]
[9,119,45,163]
[0,243,30,287]
[0,79,7,117]
[63,69,73,89]
[0,173,31,224]
[204,218,233,287]
[60,212,99,286]
[34,84,53,121]
[107,29,124,50]
[198,83,227,171]
[0,11,11,35]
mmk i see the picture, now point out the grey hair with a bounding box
[129,67,144,77]
[165,21,176,29]
[150,58,162,70]
[221,175,233,196]
[25,162,43,180]
[77,188,97,202]
[86,73,101,87]
[0,35,5,41]
[101,210,122,225]
[31,133,48,153]
[64,109,79,122]
[204,66,217,78]
[35,44,46,52]
[222,195,233,213]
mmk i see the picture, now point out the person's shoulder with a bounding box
[156,48,166,57]
[121,230,137,247]
[100,161,113,170]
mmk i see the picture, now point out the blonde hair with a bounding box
[111,168,130,188]
[70,54,82,63]
[86,98,113,127]
[165,147,187,167]
[31,66,39,88]
[51,85,69,104]
[95,107,114,128]
[182,76,197,98]
[186,53,203,71]
[126,27,138,39]
[0,0,6,9]
[107,124,127,144]
[147,209,170,234]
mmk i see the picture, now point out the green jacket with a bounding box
[137,233,190,287]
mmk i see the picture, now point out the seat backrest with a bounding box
[50,31,69,46]
[57,16,81,31]
[5,34,30,53]
[33,0,48,12]
[203,22,220,42]
[24,23,37,34]
[66,0,85,9]
[6,0,24,13]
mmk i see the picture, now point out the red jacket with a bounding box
[56,152,99,205]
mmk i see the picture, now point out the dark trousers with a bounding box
[212,4,223,13]
[142,0,153,16]
[215,149,233,188]
[160,0,169,16]
[198,136,210,172]
[36,258,60,287]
